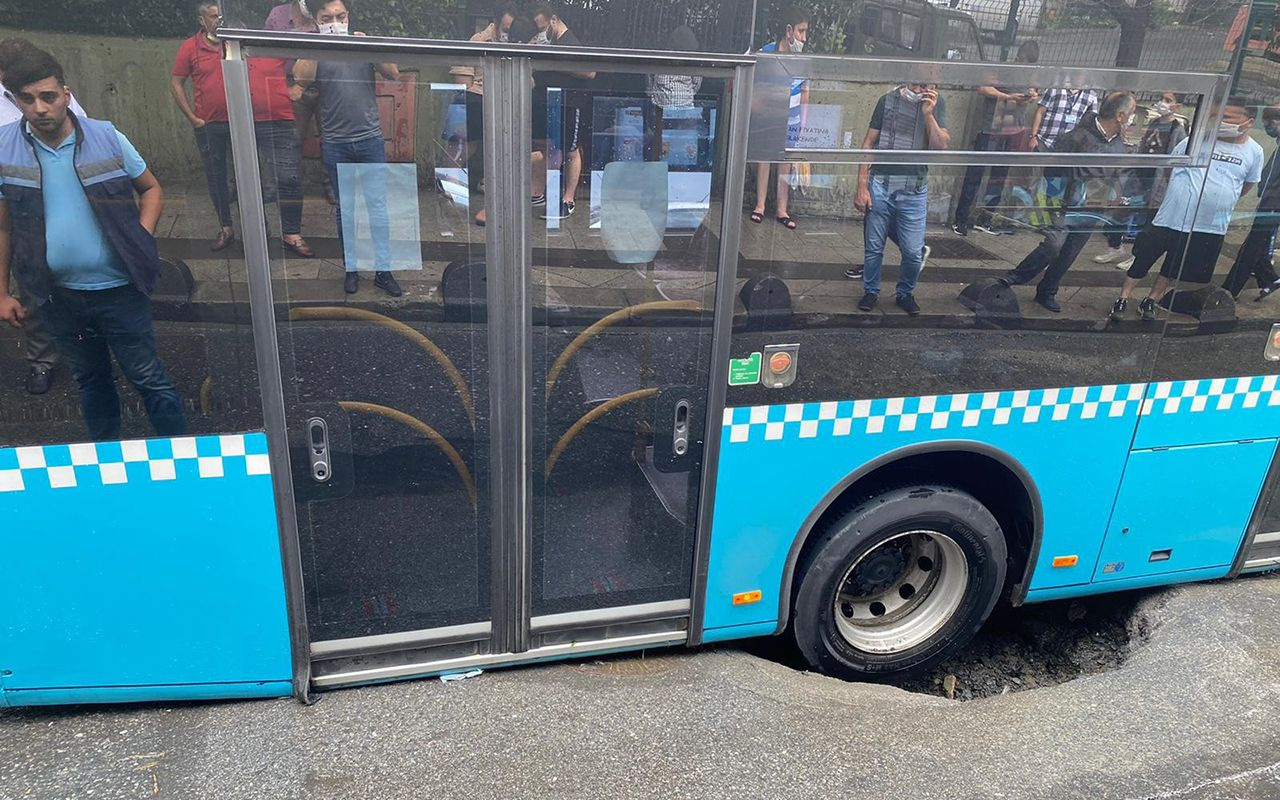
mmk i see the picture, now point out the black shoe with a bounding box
[1035,294,1061,313]
[951,222,969,237]
[542,201,575,219]
[344,272,359,294]
[374,271,403,297]
[844,265,864,280]
[1138,297,1157,321]
[858,292,878,312]
[1109,297,1128,320]
[896,293,921,316]
[973,220,1002,236]
[996,275,1013,288]
[1258,278,1280,301]
[25,365,53,395]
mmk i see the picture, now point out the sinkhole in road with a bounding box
[752,590,1153,701]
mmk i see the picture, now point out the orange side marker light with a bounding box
[732,589,763,606]
[1052,555,1079,568]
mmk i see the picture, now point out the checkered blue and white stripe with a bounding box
[1141,375,1280,416]
[0,434,270,493]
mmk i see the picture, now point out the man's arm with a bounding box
[133,170,164,235]
[854,127,879,212]
[921,90,950,150]
[168,75,203,127]
[375,61,400,80]
[0,201,26,328]
[1029,104,1046,148]
[292,58,318,88]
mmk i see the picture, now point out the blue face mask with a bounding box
[1267,122,1280,139]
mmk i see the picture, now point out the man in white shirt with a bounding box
[1111,98,1264,321]
[0,38,83,394]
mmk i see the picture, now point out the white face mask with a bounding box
[318,20,349,35]
[498,30,509,42]
[788,37,805,53]
[900,86,923,104]
[1153,101,1173,116]
[534,29,551,44]
[1218,121,1244,139]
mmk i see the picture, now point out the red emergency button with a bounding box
[768,352,792,374]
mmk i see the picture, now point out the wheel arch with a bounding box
[773,441,1044,635]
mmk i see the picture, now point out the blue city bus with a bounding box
[0,1,1277,706]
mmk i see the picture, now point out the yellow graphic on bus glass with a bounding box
[732,589,763,605]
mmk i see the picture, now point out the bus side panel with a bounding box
[0,433,292,704]
[702,382,1142,637]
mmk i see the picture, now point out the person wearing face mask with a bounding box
[293,0,403,297]
[530,4,596,221]
[997,91,1138,313]
[1093,92,1189,267]
[853,80,951,316]
[264,0,335,207]
[1222,105,1280,300]
[749,7,810,230]
[451,6,517,219]
[1112,98,1263,320]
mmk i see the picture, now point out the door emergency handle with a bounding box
[672,399,691,457]
[307,417,332,483]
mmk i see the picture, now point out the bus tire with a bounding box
[791,484,1007,680]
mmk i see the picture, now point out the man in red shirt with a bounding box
[170,1,312,257]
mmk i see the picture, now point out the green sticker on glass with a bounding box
[728,352,762,386]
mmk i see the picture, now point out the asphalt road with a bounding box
[1,573,1278,800]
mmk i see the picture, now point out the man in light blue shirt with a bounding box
[0,48,185,441]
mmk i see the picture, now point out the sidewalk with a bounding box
[1,574,1277,799]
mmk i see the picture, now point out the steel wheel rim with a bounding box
[832,529,969,654]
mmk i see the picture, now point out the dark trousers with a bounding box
[1006,213,1114,299]
[954,132,1016,227]
[194,122,234,228]
[322,135,392,272]
[256,120,304,236]
[40,285,187,442]
[1223,217,1280,296]
[8,278,57,370]
[465,91,485,192]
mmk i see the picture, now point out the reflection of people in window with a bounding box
[1223,104,1280,300]
[997,92,1137,313]
[749,6,809,230]
[1113,99,1262,320]
[644,26,702,162]
[854,82,950,317]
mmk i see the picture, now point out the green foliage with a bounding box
[5,0,466,40]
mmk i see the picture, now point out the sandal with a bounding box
[749,211,764,224]
[776,216,797,230]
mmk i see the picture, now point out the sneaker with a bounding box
[1138,297,1157,321]
[344,271,359,294]
[1257,278,1280,301]
[374,271,403,297]
[973,220,1002,236]
[995,275,1014,288]
[1116,255,1135,271]
[541,201,575,219]
[531,194,546,207]
[1035,294,1061,313]
[1109,297,1128,320]
[844,265,864,280]
[1093,247,1125,264]
[858,292,879,312]
[25,364,53,395]
[951,222,970,237]
[896,293,921,316]
[920,245,931,271]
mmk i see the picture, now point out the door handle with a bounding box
[672,399,691,457]
[307,417,332,483]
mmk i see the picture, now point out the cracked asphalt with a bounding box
[1,572,1278,800]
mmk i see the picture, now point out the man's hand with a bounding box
[192,117,207,129]
[854,185,872,213]
[920,88,939,117]
[0,295,27,328]
[288,84,305,102]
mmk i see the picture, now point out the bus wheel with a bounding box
[791,485,1007,679]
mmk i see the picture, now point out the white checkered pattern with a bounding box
[725,381,1158,445]
[1140,375,1280,416]
[0,434,271,493]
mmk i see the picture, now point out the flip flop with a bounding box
[776,216,797,230]
[749,211,764,224]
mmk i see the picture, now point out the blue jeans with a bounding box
[863,178,928,298]
[322,135,391,272]
[256,119,304,236]
[40,285,187,442]
[194,122,234,229]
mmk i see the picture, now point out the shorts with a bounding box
[1126,225,1225,284]
[533,100,583,153]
